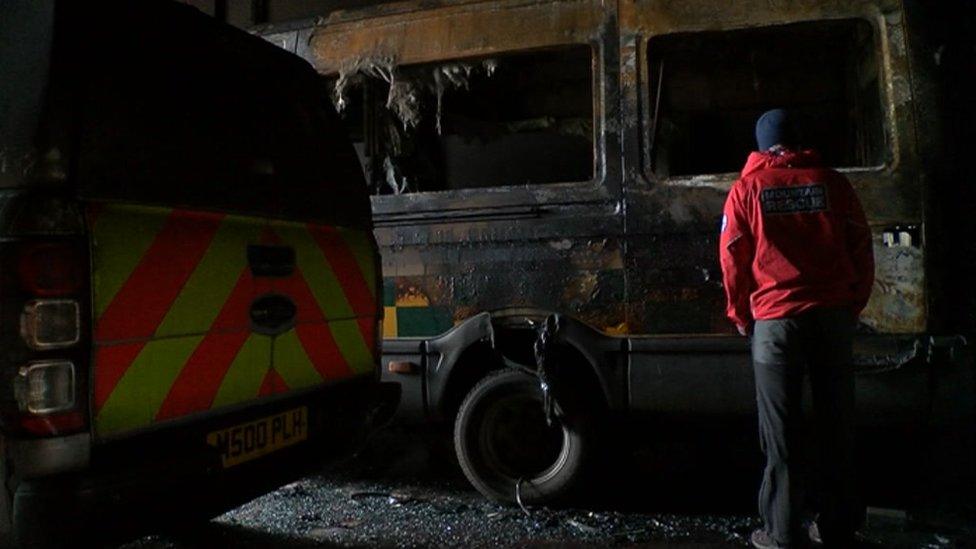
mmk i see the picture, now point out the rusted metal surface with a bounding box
[308,0,605,75]
[619,0,925,333]
[264,0,929,337]
[627,0,903,34]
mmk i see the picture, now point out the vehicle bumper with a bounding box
[10,378,399,547]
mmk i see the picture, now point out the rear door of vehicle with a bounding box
[267,220,378,395]
[75,2,379,440]
[90,206,272,437]
[90,209,379,438]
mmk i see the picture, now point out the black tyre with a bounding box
[453,369,590,504]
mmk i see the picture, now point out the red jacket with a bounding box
[719,149,874,329]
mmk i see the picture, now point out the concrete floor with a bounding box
[120,422,976,548]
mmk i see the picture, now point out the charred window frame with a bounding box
[644,18,887,179]
[329,45,596,196]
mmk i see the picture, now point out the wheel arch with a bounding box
[426,309,624,423]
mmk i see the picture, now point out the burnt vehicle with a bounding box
[0,1,390,546]
[256,0,974,504]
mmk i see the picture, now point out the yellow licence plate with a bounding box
[207,407,308,468]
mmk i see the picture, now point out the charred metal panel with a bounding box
[425,312,494,419]
[622,185,729,334]
[628,337,753,416]
[309,0,606,75]
[864,234,925,333]
[376,204,627,337]
[263,0,930,341]
[298,0,628,342]
[537,314,630,411]
[628,334,929,423]
[629,0,904,35]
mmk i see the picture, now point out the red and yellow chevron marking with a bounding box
[90,205,378,437]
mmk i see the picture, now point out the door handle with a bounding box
[250,293,297,335]
[247,245,295,277]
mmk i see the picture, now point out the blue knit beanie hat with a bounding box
[755,108,797,151]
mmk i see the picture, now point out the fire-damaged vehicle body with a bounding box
[258,0,974,503]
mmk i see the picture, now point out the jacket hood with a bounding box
[740,149,822,177]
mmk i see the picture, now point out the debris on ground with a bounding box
[121,427,976,548]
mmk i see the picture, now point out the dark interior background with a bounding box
[333,46,594,195]
[648,19,884,177]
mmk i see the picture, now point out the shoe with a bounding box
[807,523,877,548]
[751,528,786,549]
[808,521,822,545]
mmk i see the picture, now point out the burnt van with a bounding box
[0,1,388,545]
[258,0,974,504]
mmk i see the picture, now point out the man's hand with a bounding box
[737,323,753,336]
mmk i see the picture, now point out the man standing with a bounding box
[719,109,875,548]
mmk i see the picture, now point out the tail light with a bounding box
[15,360,76,414]
[17,242,85,296]
[21,299,81,349]
[1,237,90,438]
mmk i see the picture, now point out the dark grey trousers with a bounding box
[752,308,862,547]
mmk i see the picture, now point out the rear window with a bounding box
[70,2,370,228]
[647,19,885,177]
[332,45,594,195]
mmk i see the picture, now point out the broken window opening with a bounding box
[331,46,594,195]
[647,19,886,178]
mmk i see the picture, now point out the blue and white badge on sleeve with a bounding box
[721,214,728,233]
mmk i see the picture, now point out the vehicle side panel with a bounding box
[268,0,940,427]
[620,0,925,335]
